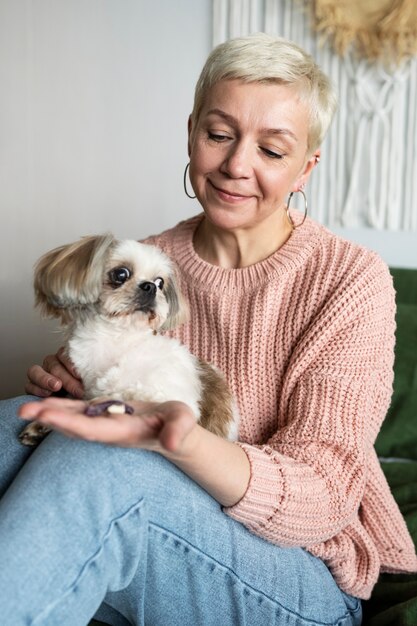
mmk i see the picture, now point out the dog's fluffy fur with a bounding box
[20,234,239,446]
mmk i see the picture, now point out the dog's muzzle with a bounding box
[135,281,157,312]
[140,281,157,296]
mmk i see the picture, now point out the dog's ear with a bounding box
[159,266,189,331]
[34,234,116,322]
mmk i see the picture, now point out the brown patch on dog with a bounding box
[19,422,52,446]
[197,360,235,439]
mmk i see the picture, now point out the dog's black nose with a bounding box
[139,281,157,296]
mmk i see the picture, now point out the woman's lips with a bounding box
[209,180,252,202]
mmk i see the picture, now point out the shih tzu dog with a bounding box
[20,234,239,446]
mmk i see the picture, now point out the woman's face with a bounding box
[188,79,318,232]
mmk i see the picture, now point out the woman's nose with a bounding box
[220,142,252,178]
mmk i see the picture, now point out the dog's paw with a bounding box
[19,422,51,447]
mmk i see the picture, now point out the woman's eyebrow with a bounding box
[205,108,298,142]
[266,127,298,141]
[205,108,237,124]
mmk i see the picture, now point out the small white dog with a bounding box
[20,234,239,445]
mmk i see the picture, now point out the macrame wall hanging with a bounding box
[312,0,417,65]
[212,0,417,231]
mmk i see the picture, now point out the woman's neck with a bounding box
[193,210,293,269]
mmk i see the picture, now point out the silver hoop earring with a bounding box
[183,163,196,199]
[286,189,308,229]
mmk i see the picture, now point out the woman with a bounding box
[1,33,416,626]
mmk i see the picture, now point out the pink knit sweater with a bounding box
[146,213,417,600]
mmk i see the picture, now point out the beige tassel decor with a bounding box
[309,0,417,65]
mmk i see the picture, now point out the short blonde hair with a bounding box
[191,33,337,153]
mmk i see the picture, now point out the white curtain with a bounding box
[212,0,417,231]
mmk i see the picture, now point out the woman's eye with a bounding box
[108,267,132,287]
[208,132,229,142]
[261,147,283,159]
[154,277,164,290]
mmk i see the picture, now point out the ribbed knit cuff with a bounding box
[223,443,284,529]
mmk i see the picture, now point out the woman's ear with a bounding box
[187,114,193,157]
[292,150,321,192]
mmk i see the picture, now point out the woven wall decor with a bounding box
[311,0,417,65]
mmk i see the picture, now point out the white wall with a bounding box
[0,0,211,398]
[332,227,417,269]
[0,0,415,399]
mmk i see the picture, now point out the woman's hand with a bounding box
[18,397,198,455]
[19,396,250,506]
[25,347,84,398]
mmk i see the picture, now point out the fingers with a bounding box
[25,350,84,399]
[25,364,62,397]
[45,351,84,398]
[56,347,81,380]
[19,397,87,419]
[20,407,160,448]
[18,396,197,453]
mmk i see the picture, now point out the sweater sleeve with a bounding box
[224,253,396,548]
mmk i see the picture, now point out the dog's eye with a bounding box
[108,267,132,287]
[154,277,164,290]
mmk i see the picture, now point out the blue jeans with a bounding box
[0,396,362,626]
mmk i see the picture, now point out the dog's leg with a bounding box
[19,422,52,447]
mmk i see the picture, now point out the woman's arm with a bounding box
[166,422,251,507]
[19,397,250,508]
[224,253,397,547]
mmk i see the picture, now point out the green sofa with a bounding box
[362,268,417,625]
[92,268,417,626]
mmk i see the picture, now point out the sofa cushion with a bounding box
[375,269,417,460]
[362,461,417,625]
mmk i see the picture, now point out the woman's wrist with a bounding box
[162,423,251,507]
